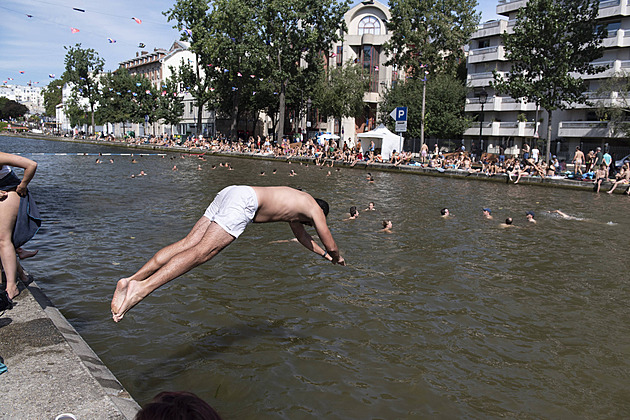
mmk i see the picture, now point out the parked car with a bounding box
[615,153,630,168]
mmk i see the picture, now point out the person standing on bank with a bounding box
[111,186,345,322]
[0,152,40,304]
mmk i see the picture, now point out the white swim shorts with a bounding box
[203,186,258,238]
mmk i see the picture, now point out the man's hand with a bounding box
[0,190,7,201]
[334,255,346,266]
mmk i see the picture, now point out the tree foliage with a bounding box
[165,0,349,140]
[384,0,480,76]
[43,79,64,117]
[0,97,29,120]
[314,63,369,135]
[380,72,470,140]
[596,72,630,137]
[63,44,105,135]
[492,0,605,162]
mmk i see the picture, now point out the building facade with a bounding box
[464,0,630,160]
[0,84,45,115]
[327,0,396,146]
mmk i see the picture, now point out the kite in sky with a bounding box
[49,74,55,78]
[138,43,146,48]
[108,38,116,43]
[26,14,32,18]
[19,71,24,74]
[71,27,80,33]
[132,17,142,24]
[7,77,13,80]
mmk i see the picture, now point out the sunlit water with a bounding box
[2,135,629,418]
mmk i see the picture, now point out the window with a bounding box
[478,39,490,49]
[358,16,381,35]
[336,46,343,66]
[597,21,621,37]
[362,45,380,92]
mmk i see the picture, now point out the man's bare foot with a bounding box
[607,190,613,194]
[17,248,38,260]
[111,278,145,322]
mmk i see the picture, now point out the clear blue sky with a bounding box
[0,0,500,88]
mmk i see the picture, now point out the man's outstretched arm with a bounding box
[289,222,345,265]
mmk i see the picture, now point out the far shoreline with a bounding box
[1,131,621,193]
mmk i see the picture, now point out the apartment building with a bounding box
[464,0,630,160]
[0,84,45,115]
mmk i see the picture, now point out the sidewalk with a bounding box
[0,277,140,420]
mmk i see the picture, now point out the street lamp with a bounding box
[420,65,428,150]
[478,88,488,153]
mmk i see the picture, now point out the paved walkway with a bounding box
[0,276,140,420]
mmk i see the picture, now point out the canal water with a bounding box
[2,135,629,418]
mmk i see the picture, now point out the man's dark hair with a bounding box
[315,198,329,217]
[135,391,222,420]
[506,217,513,225]
[440,208,448,215]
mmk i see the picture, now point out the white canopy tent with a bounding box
[356,124,404,160]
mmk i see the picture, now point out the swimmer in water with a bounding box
[441,208,451,218]
[364,202,375,211]
[526,211,536,224]
[343,206,359,221]
[379,220,393,233]
[500,217,514,228]
[482,208,493,220]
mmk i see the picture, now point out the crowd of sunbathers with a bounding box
[79,133,630,193]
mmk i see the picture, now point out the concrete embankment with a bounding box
[3,132,623,193]
[0,278,140,419]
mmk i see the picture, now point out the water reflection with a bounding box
[2,136,629,418]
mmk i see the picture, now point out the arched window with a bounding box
[358,16,381,35]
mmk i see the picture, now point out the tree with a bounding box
[63,43,105,136]
[155,78,185,134]
[384,0,480,76]
[380,72,470,141]
[165,0,215,137]
[259,0,349,140]
[314,63,369,137]
[493,0,606,163]
[43,79,64,117]
[64,92,90,129]
[596,72,630,137]
[0,97,29,120]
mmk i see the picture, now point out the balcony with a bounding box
[471,20,508,39]
[597,0,628,19]
[467,71,502,87]
[464,121,538,138]
[602,29,630,48]
[468,45,507,64]
[497,0,527,16]
[558,121,611,138]
[465,95,539,112]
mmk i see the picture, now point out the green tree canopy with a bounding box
[380,72,470,141]
[0,97,29,120]
[384,0,480,76]
[314,63,369,137]
[492,0,605,162]
[63,43,105,135]
[43,79,64,117]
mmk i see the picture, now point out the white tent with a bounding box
[356,124,403,160]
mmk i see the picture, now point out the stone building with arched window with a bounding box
[323,0,399,147]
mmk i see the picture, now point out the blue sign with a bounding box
[390,106,407,122]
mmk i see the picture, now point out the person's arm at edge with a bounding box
[0,152,37,196]
[289,219,345,265]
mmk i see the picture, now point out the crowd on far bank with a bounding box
[58,131,630,193]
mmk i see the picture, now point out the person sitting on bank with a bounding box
[111,186,345,322]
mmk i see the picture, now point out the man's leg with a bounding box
[0,192,20,299]
[125,217,213,283]
[111,221,235,322]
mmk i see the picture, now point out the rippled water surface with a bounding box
[3,136,630,418]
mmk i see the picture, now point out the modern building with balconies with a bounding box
[464,0,630,161]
